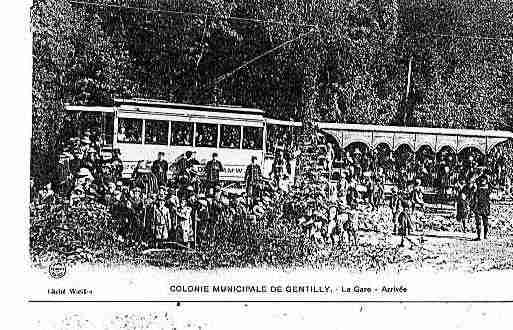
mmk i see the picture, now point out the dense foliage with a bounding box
[32,0,513,179]
[30,199,404,271]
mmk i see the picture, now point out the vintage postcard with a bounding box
[20,0,513,327]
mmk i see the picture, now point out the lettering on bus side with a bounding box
[194,165,245,176]
[122,163,246,180]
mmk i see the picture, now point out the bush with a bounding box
[30,198,406,271]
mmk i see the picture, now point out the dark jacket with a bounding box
[205,159,224,183]
[473,186,490,216]
[245,164,262,185]
[176,157,194,176]
[151,159,169,186]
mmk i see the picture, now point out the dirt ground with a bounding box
[357,200,513,272]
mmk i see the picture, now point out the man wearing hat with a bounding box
[204,152,224,194]
[245,156,262,203]
[472,176,491,240]
[151,152,169,187]
[76,167,94,186]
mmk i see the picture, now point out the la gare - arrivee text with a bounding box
[339,285,407,293]
[48,288,93,295]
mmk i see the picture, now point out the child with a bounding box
[178,199,193,247]
[151,198,170,248]
[398,200,412,248]
[456,192,470,232]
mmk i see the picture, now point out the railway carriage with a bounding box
[65,99,300,183]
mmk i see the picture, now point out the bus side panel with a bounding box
[117,143,264,182]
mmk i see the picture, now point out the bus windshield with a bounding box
[63,110,114,146]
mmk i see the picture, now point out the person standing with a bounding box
[271,150,286,188]
[151,197,171,248]
[38,182,56,207]
[176,151,194,183]
[365,174,375,210]
[177,198,193,247]
[456,191,470,232]
[397,199,413,247]
[245,156,262,203]
[374,167,385,207]
[337,172,349,204]
[151,152,169,187]
[111,148,124,182]
[204,152,224,193]
[346,178,359,210]
[472,176,491,240]
[411,178,425,212]
[326,142,335,172]
[389,187,401,234]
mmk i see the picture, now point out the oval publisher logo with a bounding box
[49,262,66,279]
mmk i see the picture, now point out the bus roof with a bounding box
[318,122,513,139]
[114,98,265,116]
[65,105,115,113]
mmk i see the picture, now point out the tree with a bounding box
[31,0,137,181]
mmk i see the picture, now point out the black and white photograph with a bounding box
[17,0,513,326]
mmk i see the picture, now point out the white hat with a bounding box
[76,168,92,178]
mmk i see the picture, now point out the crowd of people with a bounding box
[30,128,508,251]
[31,130,297,250]
[325,142,510,198]
[310,135,501,242]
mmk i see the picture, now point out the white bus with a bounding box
[65,99,302,183]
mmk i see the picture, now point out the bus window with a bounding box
[170,121,193,146]
[243,126,263,150]
[145,119,169,145]
[195,123,218,147]
[220,125,241,149]
[118,118,142,144]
